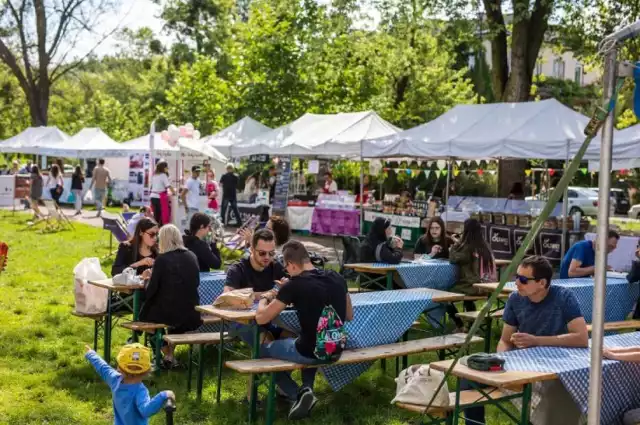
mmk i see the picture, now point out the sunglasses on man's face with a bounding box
[257,250,276,258]
[515,274,539,285]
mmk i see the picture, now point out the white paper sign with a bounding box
[308,160,319,174]
[401,228,412,240]
[0,176,15,207]
[389,226,397,236]
[364,210,421,228]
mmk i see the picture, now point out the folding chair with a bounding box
[101,215,130,257]
[121,212,136,223]
[43,200,74,230]
[24,202,54,231]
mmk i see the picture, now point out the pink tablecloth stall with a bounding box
[311,208,360,236]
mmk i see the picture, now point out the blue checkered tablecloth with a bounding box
[276,290,436,391]
[497,332,640,425]
[369,260,458,290]
[197,271,226,332]
[503,277,639,323]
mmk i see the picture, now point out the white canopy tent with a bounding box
[230,111,401,158]
[0,126,70,155]
[201,116,271,157]
[361,99,596,160]
[587,124,640,171]
[34,128,124,158]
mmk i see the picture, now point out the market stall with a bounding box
[200,116,271,158]
[311,193,360,236]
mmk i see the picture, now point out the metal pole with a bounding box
[444,159,451,225]
[561,141,570,256]
[149,121,156,207]
[587,47,617,425]
[359,143,364,234]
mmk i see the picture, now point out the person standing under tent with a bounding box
[29,165,43,215]
[71,166,85,216]
[8,160,20,175]
[322,172,338,194]
[220,163,242,227]
[150,160,173,226]
[205,169,220,212]
[90,159,112,217]
[46,164,64,206]
[181,165,202,225]
[268,165,277,204]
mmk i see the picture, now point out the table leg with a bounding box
[215,320,225,404]
[452,378,461,424]
[248,323,260,423]
[265,373,276,425]
[484,317,493,353]
[197,344,205,402]
[187,345,193,393]
[520,383,532,425]
[104,290,113,363]
[402,332,409,370]
[386,271,393,290]
[132,289,141,343]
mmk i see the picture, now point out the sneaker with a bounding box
[288,387,318,420]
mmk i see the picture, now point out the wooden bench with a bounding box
[120,322,168,370]
[455,310,505,352]
[164,332,229,401]
[348,287,373,293]
[396,388,509,420]
[224,334,483,425]
[587,320,640,333]
[72,311,107,351]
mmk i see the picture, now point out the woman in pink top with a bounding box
[205,170,219,211]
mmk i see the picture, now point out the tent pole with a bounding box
[444,159,451,226]
[149,121,156,209]
[561,141,570,256]
[588,45,617,425]
[359,143,364,236]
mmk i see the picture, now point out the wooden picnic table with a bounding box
[474,282,513,294]
[87,278,146,363]
[430,359,557,424]
[344,262,397,290]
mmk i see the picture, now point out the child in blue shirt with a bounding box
[85,343,175,425]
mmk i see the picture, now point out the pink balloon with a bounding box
[161,130,170,141]
[179,126,188,137]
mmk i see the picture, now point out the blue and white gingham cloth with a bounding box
[503,277,639,323]
[276,290,436,391]
[197,271,226,332]
[369,260,458,290]
[498,332,640,425]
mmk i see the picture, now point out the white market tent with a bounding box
[34,128,124,158]
[201,116,271,158]
[0,126,70,155]
[361,98,597,160]
[587,124,640,171]
[231,111,401,158]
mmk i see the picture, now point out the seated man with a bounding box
[464,256,588,425]
[256,240,353,420]
[224,228,287,341]
[559,230,619,279]
[126,206,153,236]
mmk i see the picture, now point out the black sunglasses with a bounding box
[515,274,540,285]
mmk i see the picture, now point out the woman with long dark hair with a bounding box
[71,165,85,216]
[29,165,43,210]
[183,212,222,271]
[111,217,159,277]
[360,217,403,264]
[46,164,64,206]
[448,218,496,330]
[414,217,452,259]
[150,160,172,225]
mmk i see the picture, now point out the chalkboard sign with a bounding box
[249,154,270,163]
[272,157,292,215]
[513,229,536,256]
[489,226,512,254]
[538,231,563,262]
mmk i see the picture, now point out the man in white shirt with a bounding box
[181,166,202,225]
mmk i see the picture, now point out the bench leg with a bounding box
[484,317,493,353]
[104,293,113,363]
[93,319,100,352]
[197,344,205,403]
[248,324,260,423]
[265,373,276,425]
[154,330,164,372]
[452,378,462,424]
[216,323,225,404]
[381,359,386,373]
[187,345,193,393]
[520,383,532,425]
[386,271,393,290]
[402,332,409,370]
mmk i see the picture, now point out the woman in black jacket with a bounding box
[183,212,222,271]
[111,218,158,277]
[140,224,202,367]
[360,217,403,264]
[414,217,453,259]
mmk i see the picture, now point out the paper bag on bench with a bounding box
[213,288,254,310]
[73,257,109,314]
[391,365,450,407]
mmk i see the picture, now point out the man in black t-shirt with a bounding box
[220,163,242,226]
[256,240,353,420]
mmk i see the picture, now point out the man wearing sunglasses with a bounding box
[559,230,619,279]
[463,256,588,425]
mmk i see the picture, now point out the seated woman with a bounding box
[111,217,158,277]
[140,224,202,368]
[183,212,222,272]
[414,217,452,259]
[448,218,496,331]
[360,217,403,264]
[267,215,291,248]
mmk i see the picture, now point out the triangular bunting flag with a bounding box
[442,170,448,176]
[525,169,532,177]
[477,169,484,176]
[580,168,588,175]
[456,160,463,166]
[425,170,431,178]
[454,169,460,177]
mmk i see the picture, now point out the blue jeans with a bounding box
[261,338,322,402]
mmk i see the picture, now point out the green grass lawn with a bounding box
[0,212,512,424]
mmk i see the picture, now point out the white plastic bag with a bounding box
[112,267,142,286]
[391,364,450,407]
[74,258,108,314]
[83,190,93,202]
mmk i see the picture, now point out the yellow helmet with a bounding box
[116,343,151,375]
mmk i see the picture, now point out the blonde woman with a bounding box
[140,224,202,368]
